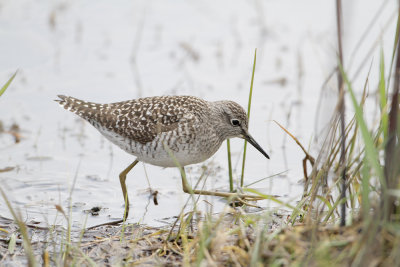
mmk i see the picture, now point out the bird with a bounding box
[56,95,270,220]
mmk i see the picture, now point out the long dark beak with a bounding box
[242,130,270,159]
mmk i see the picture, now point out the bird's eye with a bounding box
[231,119,240,126]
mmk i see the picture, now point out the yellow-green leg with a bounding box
[180,167,264,201]
[119,159,139,220]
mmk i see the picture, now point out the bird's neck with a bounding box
[208,101,229,142]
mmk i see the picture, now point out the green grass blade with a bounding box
[240,48,257,187]
[378,47,388,139]
[0,71,17,98]
[341,67,385,186]
[227,139,233,192]
[245,188,304,214]
[8,233,16,254]
[361,158,371,219]
[0,187,38,267]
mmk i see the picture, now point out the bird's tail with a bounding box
[55,95,99,120]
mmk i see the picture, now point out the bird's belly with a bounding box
[97,126,219,168]
[137,133,218,167]
[138,148,207,167]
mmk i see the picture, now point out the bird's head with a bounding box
[213,100,270,159]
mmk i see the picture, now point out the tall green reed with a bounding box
[227,49,258,191]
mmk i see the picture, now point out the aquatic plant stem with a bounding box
[336,0,347,227]
[384,4,400,221]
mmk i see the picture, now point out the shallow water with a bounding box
[0,0,396,228]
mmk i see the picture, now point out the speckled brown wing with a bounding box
[56,95,205,144]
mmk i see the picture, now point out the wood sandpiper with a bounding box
[56,95,270,220]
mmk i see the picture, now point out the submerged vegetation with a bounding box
[2,1,400,266]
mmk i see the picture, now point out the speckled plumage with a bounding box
[56,95,266,167]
